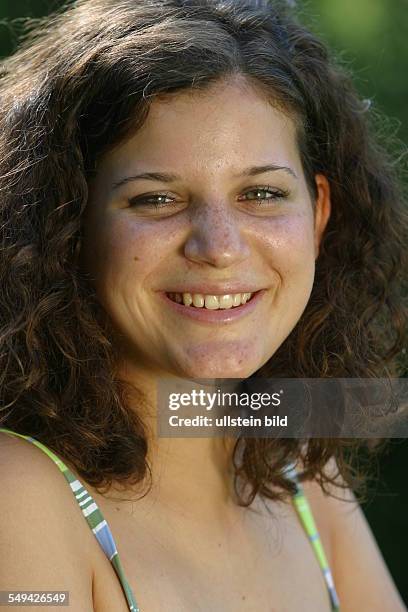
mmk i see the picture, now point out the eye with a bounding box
[127,192,177,209]
[238,185,290,206]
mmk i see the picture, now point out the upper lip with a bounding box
[161,285,264,295]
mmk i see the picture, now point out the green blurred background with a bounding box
[0,0,407,605]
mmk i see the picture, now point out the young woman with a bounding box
[0,0,407,610]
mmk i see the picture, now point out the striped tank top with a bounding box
[0,427,340,611]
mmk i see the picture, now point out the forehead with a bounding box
[100,78,301,177]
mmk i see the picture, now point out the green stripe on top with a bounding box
[0,427,140,612]
[284,462,341,611]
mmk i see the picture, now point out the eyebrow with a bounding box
[111,164,298,190]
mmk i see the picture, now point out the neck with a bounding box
[115,360,242,524]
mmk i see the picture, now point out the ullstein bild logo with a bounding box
[156,377,408,438]
[167,413,288,428]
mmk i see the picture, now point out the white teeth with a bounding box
[218,295,233,308]
[167,292,254,309]
[205,295,220,310]
[182,293,193,306]
[192,294,205,308]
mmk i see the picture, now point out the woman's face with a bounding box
[81,78,331,379]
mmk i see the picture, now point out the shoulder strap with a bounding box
[284,462,340,611]
[0,428,340,611]
[0,427,139,612]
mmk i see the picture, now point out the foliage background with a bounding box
[0,0,407,605]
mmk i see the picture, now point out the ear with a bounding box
[313,174,331,259]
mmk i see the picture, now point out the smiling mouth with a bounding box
[165,291,259,310]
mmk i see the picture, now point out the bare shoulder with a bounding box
[0,431,95,611]
[301,458,406,611]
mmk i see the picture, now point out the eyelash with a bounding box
[127,185,290,209]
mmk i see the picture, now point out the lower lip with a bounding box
[158,290,267,324]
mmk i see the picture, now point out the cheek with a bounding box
[253,212,316,274]
[81,214,171,299]
[255,213,317,346]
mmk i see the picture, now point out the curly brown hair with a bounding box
[0,0,407,505]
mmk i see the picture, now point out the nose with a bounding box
[183,200,251,269]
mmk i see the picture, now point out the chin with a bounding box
[174,337,264,374]
[176,360,260,380]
